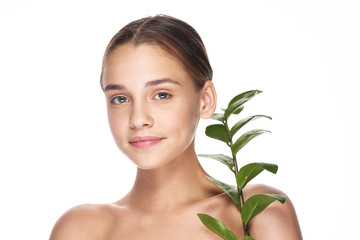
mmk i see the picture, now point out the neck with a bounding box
[123,142,214,213]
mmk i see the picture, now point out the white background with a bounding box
[0,0,359,239]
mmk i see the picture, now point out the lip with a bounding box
[129,136,164,149]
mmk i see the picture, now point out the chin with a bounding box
[134,161,171,170]
[128,154,173,170]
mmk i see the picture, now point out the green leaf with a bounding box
[198,214,239,240]
[211,113,226,122]
[228,90,262,107]
[198,154,234,171]
[233,106,244,115]
[236,163,278,190]
[230,115,272,138]
[243,236,254,240]
[232,129,270,156]
[204,175,239,205]
[205,124,230,144]
[242,194,286,228]
[224,90,262,119]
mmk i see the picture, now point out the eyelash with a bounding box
[110,92,172,105]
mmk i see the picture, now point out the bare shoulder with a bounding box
[49,203,118,240]
[243,183,287,200]
[244,184,303,240]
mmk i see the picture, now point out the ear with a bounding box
[199,81,217,119]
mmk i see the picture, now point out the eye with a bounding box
[153,92,171,100]
[110,95,129,104]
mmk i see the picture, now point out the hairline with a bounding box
[100,42,202,91]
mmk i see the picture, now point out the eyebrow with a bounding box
[145,78,181,87]
[104,78,181,91]
[104,84,125,91]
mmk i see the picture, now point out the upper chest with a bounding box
[102,198,244,240]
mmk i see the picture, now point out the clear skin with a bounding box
[50,44,302,240]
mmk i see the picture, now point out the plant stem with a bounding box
[224,119,250,237]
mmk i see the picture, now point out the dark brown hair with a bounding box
[100,15,213,90]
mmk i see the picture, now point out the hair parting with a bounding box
[100,14,213,90]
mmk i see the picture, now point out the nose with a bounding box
[129,102,154,129]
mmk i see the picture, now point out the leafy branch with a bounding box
[197,90,286,240]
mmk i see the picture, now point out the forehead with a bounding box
[102,44,192,88]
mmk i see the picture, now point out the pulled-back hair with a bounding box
[100,15,213,90]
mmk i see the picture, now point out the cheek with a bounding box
[107,110,127,141]
[165,101,200,136]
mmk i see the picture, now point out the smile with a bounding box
[129,136,164,149]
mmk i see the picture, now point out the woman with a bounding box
[50,15,302,239]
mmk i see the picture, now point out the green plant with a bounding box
[197,90,286,240]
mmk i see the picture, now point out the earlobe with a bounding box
[200,81,217,119]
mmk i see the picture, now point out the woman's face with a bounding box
[102,44,203,169]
